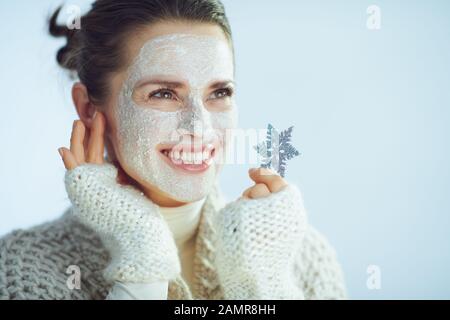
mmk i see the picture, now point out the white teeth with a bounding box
[193,152,202,164]
[162,147,215,165]
[187,152,193,163]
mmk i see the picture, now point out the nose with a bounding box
[186,109,203,133]
[178,94,214,133]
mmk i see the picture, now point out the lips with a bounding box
[158,143,216,173]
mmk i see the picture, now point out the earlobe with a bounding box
[72,82,96,128]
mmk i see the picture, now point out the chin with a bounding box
[161,177,216,203]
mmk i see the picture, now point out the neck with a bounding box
[159,196,207,247]
[143,187,188,207]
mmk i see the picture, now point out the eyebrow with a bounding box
[135,79,235,89]
[210,80,235,89]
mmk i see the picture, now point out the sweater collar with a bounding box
[167,181,227,300]
[159,197,206,249]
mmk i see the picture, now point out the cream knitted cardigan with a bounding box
[0,180,347,300]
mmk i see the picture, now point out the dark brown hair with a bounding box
[49,0,233,104]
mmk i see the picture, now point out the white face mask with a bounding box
[114,33,237,202]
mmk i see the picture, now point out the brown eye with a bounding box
[149,89,176,100]
[211,87,233,100]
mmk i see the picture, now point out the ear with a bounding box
[72,82,97,128]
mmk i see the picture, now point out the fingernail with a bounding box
[58,148,64,158]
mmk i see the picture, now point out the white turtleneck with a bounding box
[159,196,206,288]
[106,196,206,300]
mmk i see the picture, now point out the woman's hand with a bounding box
[58,111,105,169]
[59,112,181,284]
[241,167,288,199]
[213,167,308,299]
[58,112,134,187]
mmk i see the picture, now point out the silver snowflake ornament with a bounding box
[254,123,301,177]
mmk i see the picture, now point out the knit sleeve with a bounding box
[64,163,181,284]
[0,213,112,300]
[213,184,308,299]
[293,225,348,299]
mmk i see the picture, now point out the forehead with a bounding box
[126,33,234,87]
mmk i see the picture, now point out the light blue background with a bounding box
[0,0,449,299]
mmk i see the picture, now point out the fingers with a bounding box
[70,120,86,164]
[59,112,106,171]
[59,147,78,170]
[247,183,271,199]
[241,167,288,199]
[242,185,253,198]
[248,167,287,193]
[87,112,105,164]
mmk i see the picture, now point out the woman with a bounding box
[0,0,347,300]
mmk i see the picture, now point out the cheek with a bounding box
[211,107,238,132]
[210,109,238,162]
[116,104,182,151]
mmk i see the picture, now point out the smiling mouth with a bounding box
[158,143,216,173]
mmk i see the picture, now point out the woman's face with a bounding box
[103,21,237,205]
